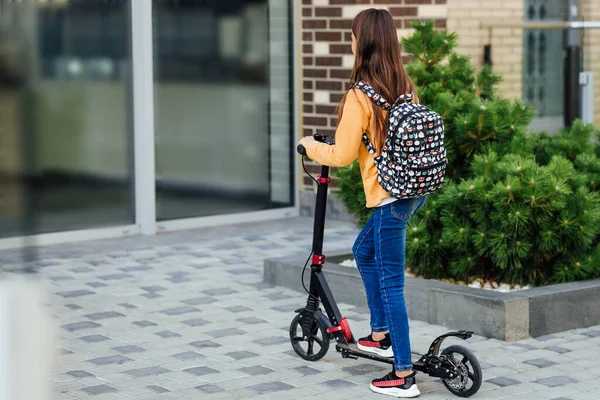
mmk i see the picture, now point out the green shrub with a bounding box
[406,151,600,286]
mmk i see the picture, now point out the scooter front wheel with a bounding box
[289,312,330,361]
[440,345,482,398]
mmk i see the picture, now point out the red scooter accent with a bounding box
[317,175,331,184]
[339,317,352,341]
[312,254,326,265]
[326,317,352,341]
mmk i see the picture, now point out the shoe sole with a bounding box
[357,343,394,358]
[369,383,421,398]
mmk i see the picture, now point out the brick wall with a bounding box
[300,0,448,192]
[447,0,600,126]
[582,0,600,126]
[447,0,523,101]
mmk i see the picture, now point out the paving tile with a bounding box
[147,385,170,393]
[172,351,205,360]
[546,346,572,354]
[99,273,133,280]
[141,292,162,299]
[133,320,158,328]
[196,384,225,394]
[113,345,145,354]
[183,366,219,376]
[79,335,110,343]
[84,311,126,321]
[239,366,274,376]
[293,366,322,375]
[203,287,239,296]
[228,268,258,275]
[67,370,94,378]
[189,340,221,349]
[253,336,289,346]
[523,358,558,368]
[486,377,521,387]
[323,379,356,388]
[248,381,295,394]
[124,366,171,377]
[182,318,210,327]
[155,330,181,338]
[342,363,387,376]
[237,317,269,325]
[205,328,246,338]
[161,306,200,316]
[271,304,300,313]
[86,282,107,288]
[224,305,253,313]
[141,285,167,292]
[226,351,259,360]
[534,376,578,387]
[121,265,152,272]
[181,296,216,306]
[71,266,93,273]
[58,289,95,298]
[62,321,102,332]
[88,355,133,366]
[81,385,118,395]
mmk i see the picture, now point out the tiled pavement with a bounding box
[3,217,600,400]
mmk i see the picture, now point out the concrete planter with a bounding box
[263,249,600,341]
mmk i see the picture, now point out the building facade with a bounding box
[0,0,297,248]
[1,0,599,248]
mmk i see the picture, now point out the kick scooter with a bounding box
[291,134,483,398]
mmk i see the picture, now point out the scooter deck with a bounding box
[336,343,426,369]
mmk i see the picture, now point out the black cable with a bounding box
[301,251,313,295]
[301,251,320,304]
[300,154,320,305]
[302,157,319,186]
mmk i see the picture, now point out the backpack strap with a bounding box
[393,84,414,106]
[351,81,392,111]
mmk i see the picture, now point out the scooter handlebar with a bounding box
[297,134,334,156]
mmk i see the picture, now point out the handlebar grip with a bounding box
[297,144,307,156]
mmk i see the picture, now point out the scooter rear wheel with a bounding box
[289,313,330,361]
[440,345,482,398]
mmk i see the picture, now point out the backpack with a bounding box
[352,81,447,199]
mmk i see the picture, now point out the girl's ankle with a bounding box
[371,331,388,341]
[395,370,413,378]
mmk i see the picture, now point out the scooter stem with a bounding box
[312,165,330,258]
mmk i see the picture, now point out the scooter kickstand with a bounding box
[341,348,358,360]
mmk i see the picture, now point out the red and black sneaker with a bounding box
[357,333,393,357]
[370,370,421,398]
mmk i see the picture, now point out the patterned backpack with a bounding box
[352,81,447,199]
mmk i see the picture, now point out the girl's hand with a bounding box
[298,135,315,148]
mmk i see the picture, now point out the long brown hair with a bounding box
[337,8,415,152]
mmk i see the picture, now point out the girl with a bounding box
[298,8,424,398]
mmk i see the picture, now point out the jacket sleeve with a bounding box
[304,89,371,167]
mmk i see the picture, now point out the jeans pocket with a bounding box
[390,199,418,221]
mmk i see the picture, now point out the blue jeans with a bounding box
[352,196,427,371]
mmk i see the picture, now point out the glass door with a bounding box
[152,0,294,221]
[0,1,134,238]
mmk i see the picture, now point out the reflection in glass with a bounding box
[0,1,134,238]
[152,0,294,221]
